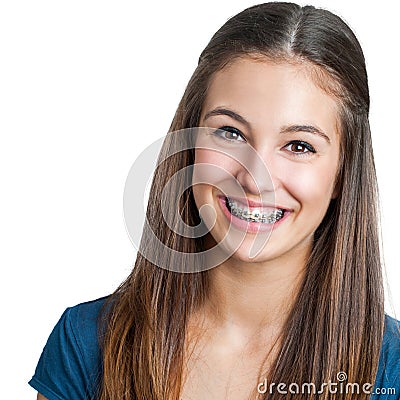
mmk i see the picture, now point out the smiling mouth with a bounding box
[224,196,285,224]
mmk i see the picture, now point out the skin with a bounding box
[36,57,341,400]
[183,57,341,399]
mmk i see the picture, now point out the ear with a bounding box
[331,181,340,200]
[331,165,342,200]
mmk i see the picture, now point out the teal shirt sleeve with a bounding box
[372,314,400,399]
[28,297,106,400]
[29,297,400,400]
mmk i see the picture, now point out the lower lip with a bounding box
[217,196,290,234]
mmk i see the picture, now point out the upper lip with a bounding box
[221,195,291,211]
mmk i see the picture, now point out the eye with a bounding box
[213,126,246,142]
[284,140,316,155]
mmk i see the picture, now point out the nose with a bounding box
[235,148,277,196]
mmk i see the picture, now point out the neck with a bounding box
[201,236,311,338]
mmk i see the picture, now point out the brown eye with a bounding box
[290,143,307,153]
[284,140,316,155]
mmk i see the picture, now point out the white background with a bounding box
[1,1,398,398]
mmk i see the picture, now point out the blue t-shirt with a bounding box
[29,297,400,399]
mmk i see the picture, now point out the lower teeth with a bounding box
[225,197,284,224]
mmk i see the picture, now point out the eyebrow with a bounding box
[203,107,331,144]
[204,108,251,129]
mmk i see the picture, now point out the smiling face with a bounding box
[192,56,341,263]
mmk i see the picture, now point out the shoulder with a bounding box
[65,295,109,341]
[380,314,400,371]
[373,314,400,399]
[63,296,109,361]
[29,296,110,400]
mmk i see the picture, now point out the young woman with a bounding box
[29,2,400,399]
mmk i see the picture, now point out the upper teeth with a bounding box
[226,197,284,223]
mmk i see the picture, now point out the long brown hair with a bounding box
[98,3,384,399]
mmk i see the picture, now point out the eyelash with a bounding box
[213,126,246,142]
[212,126,317,156]
[285,141,316,156]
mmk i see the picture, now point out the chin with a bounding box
[233,245,282,263]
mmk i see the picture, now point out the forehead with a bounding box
[200,57,341,137]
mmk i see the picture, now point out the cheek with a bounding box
[193,149,238,187]
[283,160,338,209]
